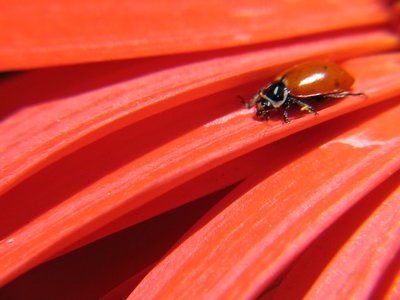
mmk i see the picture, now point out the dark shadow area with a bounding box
[0,71,17,81]
[0,184,237,300]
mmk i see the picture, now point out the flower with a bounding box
[1,1,399,299]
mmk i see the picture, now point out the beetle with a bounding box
[241,61,365,123]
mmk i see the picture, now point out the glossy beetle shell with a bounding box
[277,61,355,97]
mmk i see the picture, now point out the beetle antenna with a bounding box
[238,95,252,108]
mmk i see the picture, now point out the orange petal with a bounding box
[1,52,400,287]
[0,0,391,70]
[1,31,397,195]
[266,173,400,299]
[129,100,400,299]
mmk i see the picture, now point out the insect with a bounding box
[241,61,365,123]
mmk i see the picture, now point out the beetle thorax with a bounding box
[260,81,288,108]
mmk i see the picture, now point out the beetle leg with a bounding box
[256,108,270,120]
[320,91,366,99]
[290,97,317,115]
[282,101,291,123]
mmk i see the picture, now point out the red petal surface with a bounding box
[268,172,400,299]
[129,99,400,299]
[0,0,390,70]
[1,53,400,286]
[1,0,400,298]
[0,187,230,299]
[1,29,396,196]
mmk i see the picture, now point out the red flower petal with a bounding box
[1,1,400,298]
[129,98,400,299]
[0,0,391,70]
[270,173,400,299]
[1,30,397,194]
[1,53,399,286]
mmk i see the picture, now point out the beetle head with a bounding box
[255,98,273,119]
